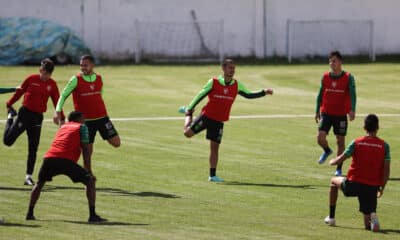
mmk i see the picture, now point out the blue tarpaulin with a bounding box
[0,17,92,65]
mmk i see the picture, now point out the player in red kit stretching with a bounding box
[315,51,357,176]
[181,59,273,182]
[26,111,106,223]
[324,114,390,232]
[55,55,120,159]
[4,59,65,186]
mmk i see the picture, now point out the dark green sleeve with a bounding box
[315,78,323,113]
[343,140,356,157]
[349,74,356,112]
[80,124,90,144]
[384,142,391,161]
[187,79,213,111]
[0,87,16,94]
[237,80,266,99]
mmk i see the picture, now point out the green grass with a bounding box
[0,64,399,239]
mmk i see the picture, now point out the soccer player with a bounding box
[182,59,273,182]
[4,59,64,186]
[324,114,390,232]
[55,55,120,159]
[26,111,106,223]
[315,51,357,176]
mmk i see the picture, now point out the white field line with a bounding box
[1,113,399,123]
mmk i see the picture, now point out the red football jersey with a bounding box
[320,72,351,116]
[7,74,60,113]
[347,136,386,186]
[72,74,107,120]
[201,78,238,122]
[45,122,83,163]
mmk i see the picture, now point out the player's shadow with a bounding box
[222,181,316,189]
[62,220,149,226]
[0,186,32,192]
[380,229,400,234]
[389,178,400,181]
[42,185,180,198]
[0,222,41,228]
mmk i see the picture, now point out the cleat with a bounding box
[370,213,380,232]
[88,214,107,223]
[24,177,35,186]
[26,214,36,221]
[324,216,336,226]
[334,169,342,176]
[208,176,224,182]
[318,149,332,164]
[178,106,187,114]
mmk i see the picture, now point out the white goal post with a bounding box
[134,19,224,63]
[286,19,375,63]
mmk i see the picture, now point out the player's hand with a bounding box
[54,112,65,127]
[329,158,337,166]
[377,187,384,198]
[315,112,321,124]
[264,89,273,95]
[348,111,355,121]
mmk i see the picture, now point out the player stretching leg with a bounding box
[324,114,390,232]
[181,59,273,182]
[315,51,357,176]
[4,59,65,185]
[55,55,120,160]
[26,111,106,223]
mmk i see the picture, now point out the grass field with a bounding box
[0,63,399,239]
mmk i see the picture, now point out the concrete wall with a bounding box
[1,0,400,60]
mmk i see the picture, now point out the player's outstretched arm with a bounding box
[237,80,273,99]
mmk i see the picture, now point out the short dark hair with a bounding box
[364,114,379,132]
[68,111,83,122]
[329,51,343,61]
[222,58,234,67]
[80,55,95,63]
[40,58,55,73]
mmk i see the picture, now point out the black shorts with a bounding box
[190,115,224,143]
[318,113,348,136]
[38,158,92,184]
[341,179,379,214]
[85,116,118,143]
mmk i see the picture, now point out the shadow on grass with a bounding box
[222,181,316,189]
[0,186,32,191]
[0,185,180,198]
[62,220,149,226]
[389,178,400,181]
[380,229,400,234]
[43,185,180,198]
[0,222,40,228]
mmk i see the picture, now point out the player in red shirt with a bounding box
[3,59,65,186]
[26,111,106,223]
[324,114,390,232]
[181,59,273,182]
[315,51,357,176]
[55,55,120,162]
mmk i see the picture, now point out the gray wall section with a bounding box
[1,0,400,60]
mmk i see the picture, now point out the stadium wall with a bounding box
[1,0,400,60]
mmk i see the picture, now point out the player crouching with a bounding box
[26,111,106,223]
[324,114,390,232]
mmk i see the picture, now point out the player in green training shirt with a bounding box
[181,59,273,182]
